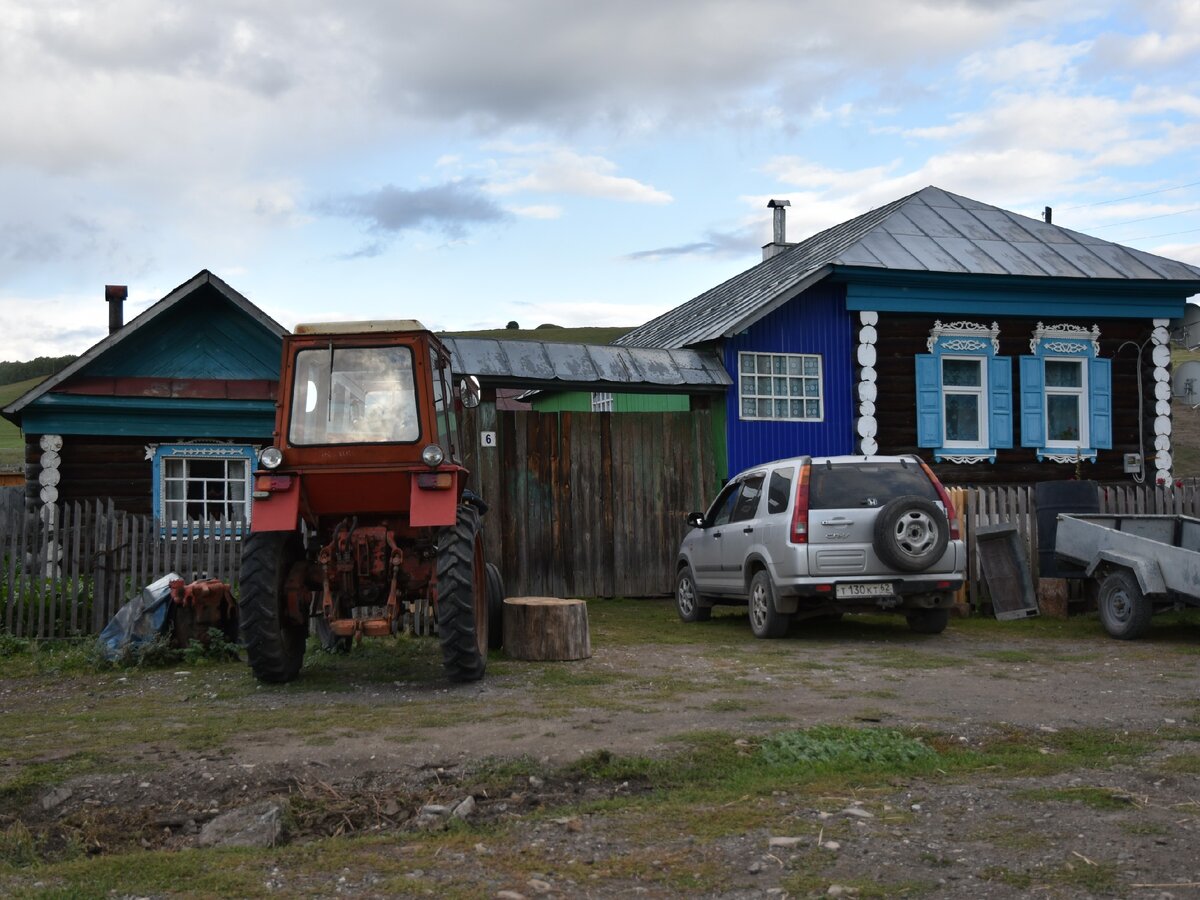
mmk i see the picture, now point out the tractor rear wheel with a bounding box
[486,562,505,650]
[436,505,488,682]
[239,531,307,683]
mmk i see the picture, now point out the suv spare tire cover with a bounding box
[872,495,949,573]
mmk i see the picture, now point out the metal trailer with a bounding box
[1054,513,1200,639]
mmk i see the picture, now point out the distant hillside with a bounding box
[0,355,75,387]
[443,326,632,345]
[0,375,44,466]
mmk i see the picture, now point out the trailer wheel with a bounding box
[239,531,308,683]
[486,562,505,650]
[1097,569,1153,640]
[436,505,488,682]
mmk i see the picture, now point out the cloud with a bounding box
[316,179,511,241]
[625,227,760,261]
[957,39,1092,86]
[485,146,672,204]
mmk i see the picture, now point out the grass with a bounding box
[0,376,42,464]
[3,597,1200,894]
[1014,785,1137,810]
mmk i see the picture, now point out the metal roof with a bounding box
[441,338,730,393]
[2,270,287,424]
[617,185,1200,349]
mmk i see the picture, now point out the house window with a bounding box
[738,352,823,421]
[1020,324,1109,462]
[591,392,613,413]
[150,444,257,530]
[1044,359,1087,447]
[941,357,987,448]
[915,321,1011,463]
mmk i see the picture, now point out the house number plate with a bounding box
[835,582,895,599]
[481,431,496,448]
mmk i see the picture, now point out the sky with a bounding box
[0,0,1198,361]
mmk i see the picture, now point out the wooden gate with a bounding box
[461,409,717,598]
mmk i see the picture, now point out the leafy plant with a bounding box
[760,726,938,768]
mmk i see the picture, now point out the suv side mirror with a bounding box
[686,512,706,529]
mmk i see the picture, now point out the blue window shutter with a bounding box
[1090,357,1112,449]
[989,356,1013,449]
[1019,356,1045,447]
[915,355,941,447]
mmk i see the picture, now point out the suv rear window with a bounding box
[808,462,938,510]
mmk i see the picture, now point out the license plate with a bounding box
[836,582,895,599]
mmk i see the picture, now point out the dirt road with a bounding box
[2,602,1199,897]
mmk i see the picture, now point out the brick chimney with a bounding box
[762,199,795,260]
[105,285,127,334]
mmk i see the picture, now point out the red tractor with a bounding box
[238,320,501,683]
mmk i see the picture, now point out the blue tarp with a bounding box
[97,572,181,661]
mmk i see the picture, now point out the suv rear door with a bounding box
[806,460,949,577]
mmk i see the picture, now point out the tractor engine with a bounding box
[316,519,434,639]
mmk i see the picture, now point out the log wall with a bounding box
[871,314,1154,485]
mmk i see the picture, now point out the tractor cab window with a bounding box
[432,359,459,462]
[289,345,420,445]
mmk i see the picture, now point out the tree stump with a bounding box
[502,597,591,661]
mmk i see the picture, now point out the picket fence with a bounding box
[5,480,1200,639]
[947,478,1200,610]
[1,500,244,639]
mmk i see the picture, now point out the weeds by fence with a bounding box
[1,500,243,639]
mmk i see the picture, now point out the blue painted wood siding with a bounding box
[87,284,281,379]
[723,282,855,475]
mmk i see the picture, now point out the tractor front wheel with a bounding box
[239,531,308,683]
[436,506,488,682]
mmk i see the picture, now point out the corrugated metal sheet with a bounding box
[723,283,856,475]
[617,185,1200,351]
[442,338,730,392]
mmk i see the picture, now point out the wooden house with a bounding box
[1,271,285,523]
[616,187,1200,485]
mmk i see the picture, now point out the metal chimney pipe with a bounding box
[105,284,127,334]
[768,198,791,244]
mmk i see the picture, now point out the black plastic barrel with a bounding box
[1034,480,1100,578]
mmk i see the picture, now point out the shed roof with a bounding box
[2,270,286,425]
[441,337,729,393]
[617,186,1200,349]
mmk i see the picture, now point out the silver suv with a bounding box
[675,455,965,637]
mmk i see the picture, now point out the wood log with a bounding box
[502,596,591,661]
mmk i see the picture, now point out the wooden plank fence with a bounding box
[8,476,1200,638]
[1,500,243,639]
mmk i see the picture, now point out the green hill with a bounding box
[442,326,632,344]
[0,376,44,467]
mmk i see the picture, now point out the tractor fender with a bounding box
[1087,551,1167,597]
[249,474,304,533]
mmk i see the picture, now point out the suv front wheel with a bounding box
[748,570,789,639]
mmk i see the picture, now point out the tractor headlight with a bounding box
[421,444,445,468]
[259,446,284,470]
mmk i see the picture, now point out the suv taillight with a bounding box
[789,463,810,544]
[919,460,961,540]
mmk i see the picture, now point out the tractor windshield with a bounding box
[288,345,420,445]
